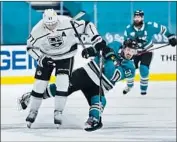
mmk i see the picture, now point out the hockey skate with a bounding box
[84,116,103,132]
[123,86,131,95]
[17,92,31,110]
[54,110,63,129]
[141,91,147,95]
[26,109,38,128]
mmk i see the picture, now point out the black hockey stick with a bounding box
[70,11,89,58]
[98,50,104,121]
[137,43,170,55]
[71,11,103,120]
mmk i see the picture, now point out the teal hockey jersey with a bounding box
[84,41,135,91]
[124,22,171,50]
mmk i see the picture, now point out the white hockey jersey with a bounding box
[27,15,102,60]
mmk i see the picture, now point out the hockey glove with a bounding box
[82,47,97,58]
[102,46,116,61]
[168,34,177,47]
[37,55,54,68]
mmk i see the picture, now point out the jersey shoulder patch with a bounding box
[147,21,153,25]
[76,19,85,26]
[147,21,158,28]
[108,41,122,55]
[126,24,131,29]
[58,15,72,22]
[30,20,44,38]
[125,24,134,33]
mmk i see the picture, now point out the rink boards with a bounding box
[1,44,176,84]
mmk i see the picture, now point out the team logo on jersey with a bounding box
[47,35,64,48]
[125,69,132,77]
[37,70,42,76]
[130,32,135,37]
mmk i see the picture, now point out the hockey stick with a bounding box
[98,50,104,121]
[137,43,170,55]
[71,11,86,21]
[71,11,103,121]
[70,11,89,58]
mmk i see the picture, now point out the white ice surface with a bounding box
[1,82,176,142]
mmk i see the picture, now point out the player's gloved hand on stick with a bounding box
[37,55,54,67]
[82,47,97,58]
[168,34,177,47]
[82,46,116,61]
[102,46,116,61]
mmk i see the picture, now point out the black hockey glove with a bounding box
[81,45,116,61]
[81,47,97,58]
[37,55,54,68]
[102,46,116,61]
[82,39,107,59]
[168,34,177,47]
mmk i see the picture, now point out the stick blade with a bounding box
[71,11,86,21]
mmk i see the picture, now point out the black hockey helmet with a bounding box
[123,39,139,49]
[121,39,138,60]
[134,10,144,17]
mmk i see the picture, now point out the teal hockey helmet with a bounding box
[134,10,144,17]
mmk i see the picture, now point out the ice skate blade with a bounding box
[27,122,32,128]
[84,123,103,132]
[123,90,128,95]
[55,124,61,129]
[17,98,22,111]
[141,92,147,95]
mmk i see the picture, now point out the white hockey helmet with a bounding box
[43,9,58,30]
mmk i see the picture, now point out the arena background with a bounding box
[1,1,176,84]
[1,2,176,141]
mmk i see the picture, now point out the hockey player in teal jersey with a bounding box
[123,10,177,95]
[18,39,138,131]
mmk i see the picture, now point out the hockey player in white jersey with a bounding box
[26,9,106,128]
[19,39,138,131]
